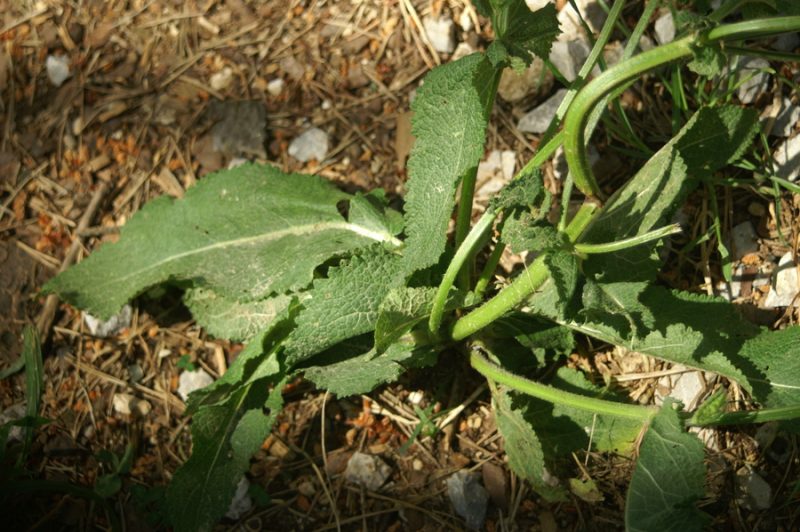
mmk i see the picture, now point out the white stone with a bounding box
[458,10,473,32]
[267,78,285,96]
[737,468,772,510]
[729,221,759,260]
[407,390,424,405]
[83,304,132,338]
[525,0,550,10]
[46,55,71,87]
[764,252,799,308]
[655,368,706,411]
[501,151,516,180]
[549,39,590,82]
[209,67,233,91]
[736,57,771,104]
[451,42,475,61]
[177,369,214,401]
[518,89,568,134]
[477,150,517,199]
[423,16,456,54]
[112,393,135,415]
[288,127,329,163]
[344,452,391,491]
[497,58,552,103]
[773,134,800,181]
[227,157,248,169]
[225,477,253,520]
[654,12,676,45]
[771,97,800,138]
[557,0,606,41]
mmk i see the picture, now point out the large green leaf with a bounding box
[167,374,287,532]
[45,164,400,319]
[580,106,758,283]
[472,1,559,66]
[403,53,499,274]
[626,400,708,532]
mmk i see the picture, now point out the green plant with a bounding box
[43,1,800,530]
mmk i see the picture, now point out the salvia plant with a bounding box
[44,1,800,530]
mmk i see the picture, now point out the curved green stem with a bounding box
[563,16,800,200]
[574,223,682,254]
[470,346,657,421]
[474,241,506,299]
[690,404,800,427]
[430,211,496,333]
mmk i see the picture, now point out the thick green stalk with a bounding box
[564,16,800,200]
[474,242,506,298]
[430,211,496,332]
[471,347,657,421]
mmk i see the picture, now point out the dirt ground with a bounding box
[1,0,799,530]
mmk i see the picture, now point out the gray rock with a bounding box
[127,363,144,383]
[736,57,771,104]
[451,42,475,61]
[654,12,676,45]
[177,369,214,401]
[83,304,132,338]
[772,97,800,137]
[729,221,759,260]
[497,58,552,103]
[209,67,233,91]
[447,470,489,530]
[423,16,456,54]
[210,100,268,159]
[225,477,253,520]
[763,252,799,308]
[549,39,590,82]
[518,89,568,134]
[773,134,800,181]
[0,404,27,443]
[736,468,772,510]
[46,55,71,87]
[344,452,391,491]
[288,127,329,163]
[557,0,606,40]
[772,32,799,52]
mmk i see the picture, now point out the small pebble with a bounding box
[549,40,590,82]
[288,127,329,163]
[763,252,799,308]
[423,15,456,54]
[736,57,771,104]
[736,468,772,510]
[447,470,489,530]
[773,134,800,181]
[209,67,233,91]
[177,369,214,401]
[654,12,676,45]
[729,221,759,261]
[266,78,285,96]
[344,452,391,491]
[497,58,552,103]
[83,305,132,338]
[46,55,71,87]
[458,10,473,32]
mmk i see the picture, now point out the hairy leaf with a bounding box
[493,386,566,501]
[489,168,546,213]
[473,1,559,66]
[184,287,293,342]
[167,375,287,532]
[543,251,578,316]
[303,339,438,397]
[284,245,406,366]
[403,53,498,273]
[501,215,565,253]
[626,400,708,532]
[580,106,758,283]
[374,286,468,352]
[45,163,399,319]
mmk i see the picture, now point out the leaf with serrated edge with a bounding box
[304,340,438,397]
[493,386,566,501]
[167,374,287,532]
[501,3,559,65]
[403,53,498,273]
[284,245,405,366]
[184,287,293,342]
[626,400,708,532]
[45,163,399,319]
